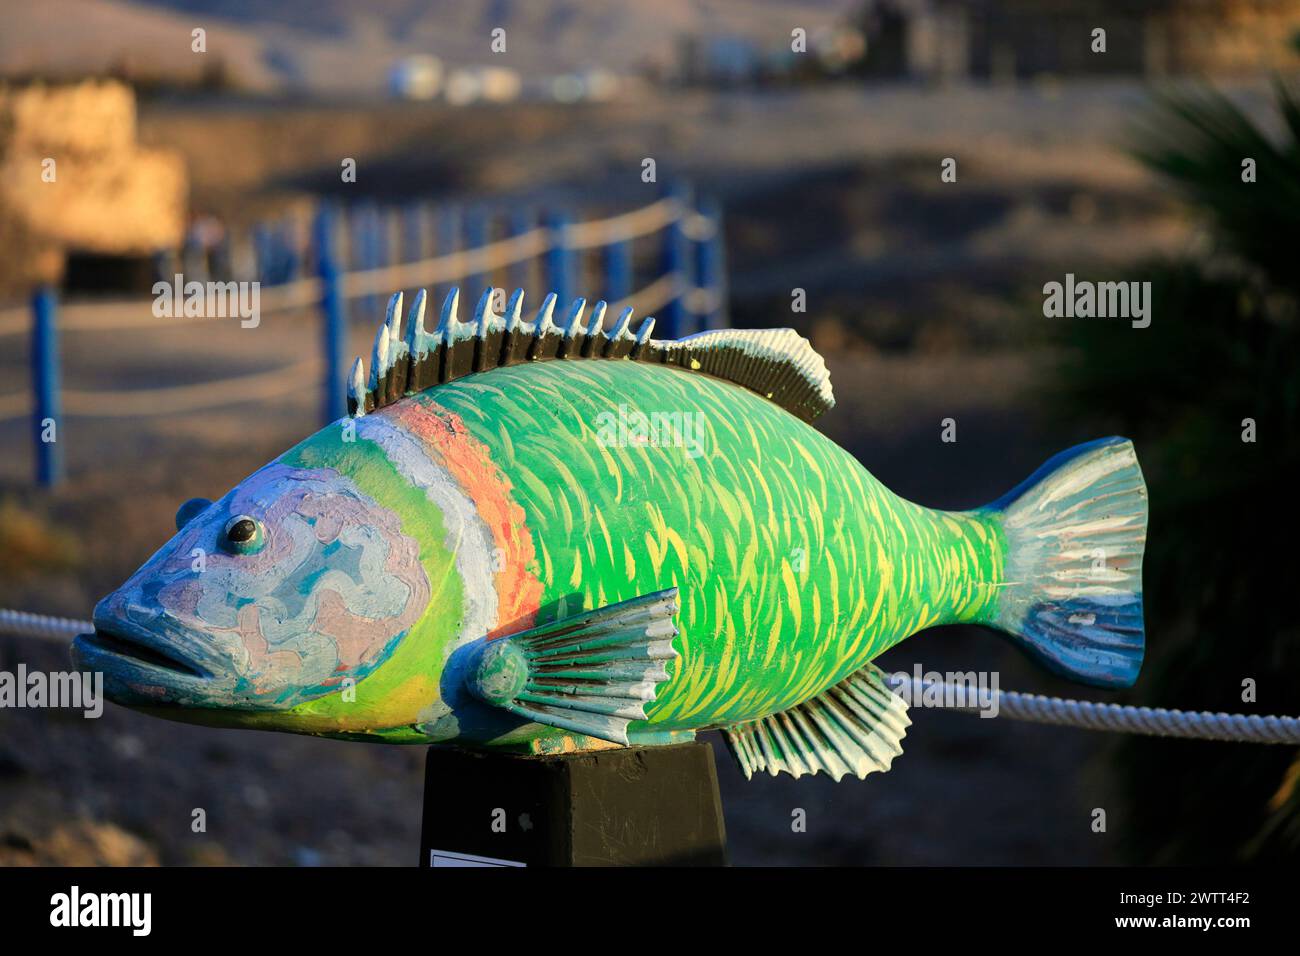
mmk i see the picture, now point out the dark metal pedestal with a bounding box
[419,741,728,866]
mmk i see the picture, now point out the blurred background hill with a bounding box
[0,0,857,93]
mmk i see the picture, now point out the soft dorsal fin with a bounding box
[348,287,835,423]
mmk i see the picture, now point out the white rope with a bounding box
[610,272,679,317]
[564,198,680,249]
[341,228,550,300]
[0,305,29,336]
[0,277,715,422]
[0,197,689,335]
[60,359,320,418]
[0,391,30,420]
[339,199,681,299]
[255,278,323,314]
[678,211,718,243]
[0,612,1294,745]
[684,285,722,315]
[0,358,320,421]
[0,608,91,642]
[887,672,1300,745]
[606,273,715,318]
[0,290,323,336]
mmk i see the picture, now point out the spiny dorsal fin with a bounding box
[348,287,835,422]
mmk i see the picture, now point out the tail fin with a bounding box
[987,437,1147,688]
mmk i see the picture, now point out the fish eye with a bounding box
[222,515,265,555]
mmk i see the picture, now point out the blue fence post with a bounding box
[509,206,535,295]
[384,206,399,267]
[212,228,233,280]
[31,285,64,487]
[352,204,379,319]
[403,202,426,264]
[252,222,273,284]
[604,236,632,306]
[435,204,462,309]
[181,227,205,283]
[315,205,346,424]
[660,182,693,338]
[373,207,392,317]
[349,207,364,310]
[465,207,490,303]
[546,211,573,308]
[281,216,301,283]
[696,196,727,330]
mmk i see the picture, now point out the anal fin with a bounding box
[465,588,680,746]
[723,663,910,782]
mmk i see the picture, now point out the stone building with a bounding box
[860,0,1300,81]
[0,79,186,297]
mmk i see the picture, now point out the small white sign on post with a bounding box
[429,849,526,867]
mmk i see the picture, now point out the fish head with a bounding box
[71,450,439,733]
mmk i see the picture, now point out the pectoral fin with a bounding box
[464,588,680,745]
[723,663,910,782]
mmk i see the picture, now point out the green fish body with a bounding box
[74,288,1148,782]
[430,359,1001,731]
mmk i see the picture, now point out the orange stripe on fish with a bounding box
[387,399,543,636]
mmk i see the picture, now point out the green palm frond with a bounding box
[1060,81,1300,864]
[1131,80,1300,295]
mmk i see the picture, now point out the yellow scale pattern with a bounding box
[424,359,1004,731]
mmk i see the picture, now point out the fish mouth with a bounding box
[74,626,209,680]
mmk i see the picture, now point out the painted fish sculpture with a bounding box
[73,287,1148,781]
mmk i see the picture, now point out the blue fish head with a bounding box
[71,461,432,723]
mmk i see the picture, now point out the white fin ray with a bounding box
[723,663,910,782]
[347,286,835,422]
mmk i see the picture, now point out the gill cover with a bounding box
[89,463,430,710]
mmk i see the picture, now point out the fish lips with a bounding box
[71,614,216,707]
